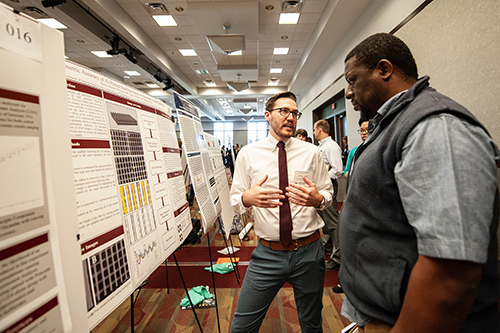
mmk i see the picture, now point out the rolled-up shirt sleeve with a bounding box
[395,114,498,264]
[315,149,333,209]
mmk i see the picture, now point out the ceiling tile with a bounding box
[302,1,328,13]
[299,13,322,24]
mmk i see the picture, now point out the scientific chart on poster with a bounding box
[0,4,72,333]
[203,133,235,236]
[175,93,233,234]
[65,61,191,328]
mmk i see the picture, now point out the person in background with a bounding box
[313,120,344,271]
[295,128,308,141]
[306,137,313,143]
[343,118,369,179]
[339,32,500,332]
[230,91,333,333]
[341,136,349,166]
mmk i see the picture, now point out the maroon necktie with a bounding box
[277,141,293,247]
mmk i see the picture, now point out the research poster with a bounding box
[175,93,232,234]
[0,4,68,332]
[65,61,191,328]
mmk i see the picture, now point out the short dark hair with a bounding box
[266,91,297,110]
[358,117,370,126]
[345,33,418,81]
[314,119,330,134]
[295,128,308,138]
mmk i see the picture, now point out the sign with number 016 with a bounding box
[0,2,42,62]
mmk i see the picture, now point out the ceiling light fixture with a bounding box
[227,50,242,56]
[270,68,283,73]
[124,71,141,76]
[273,47,289,55]
[279,13,300,24]
[152,15,178,26]
[91,51,112,58]
[37,18,67,29]
[179,49,197,56]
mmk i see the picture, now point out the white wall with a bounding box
[298,0,424,147]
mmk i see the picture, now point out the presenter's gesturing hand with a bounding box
[242,175,284,208]
[286,176,323,207]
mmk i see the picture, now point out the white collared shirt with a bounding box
[318,136,343,180]
[230,135,333,241]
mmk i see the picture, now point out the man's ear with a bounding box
[377,59,393,81]
[264,110,271,122]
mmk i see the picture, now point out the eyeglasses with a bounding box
[267,107,302,120]
[357,129,368,134]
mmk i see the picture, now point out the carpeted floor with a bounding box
[92,176,350,332]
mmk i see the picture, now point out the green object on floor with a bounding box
[204,262,235,274]
[180,286,213,307]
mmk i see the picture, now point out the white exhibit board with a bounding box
[65,62,192,329]
[0,3,83,333]
[175,93,233,235]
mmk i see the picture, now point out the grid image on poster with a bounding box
[111,129,144,156]
[84,239,130,308]
[111,129,147,184]
[110,112,138,126]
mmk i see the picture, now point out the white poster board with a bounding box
[65,62,191,329]
[175,93,233,234]
[0,3,82,332]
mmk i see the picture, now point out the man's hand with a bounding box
[242,175,284,208]
[286,176,323,207]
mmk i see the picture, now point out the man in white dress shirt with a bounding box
[313,120,344,271]
[230,91,333,333]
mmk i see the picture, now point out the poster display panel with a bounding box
[175,93,232,233]
[66,61,191,328]
[0,4,69,332]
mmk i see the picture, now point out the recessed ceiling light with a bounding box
[281,35,289,40]
[175,6,184,12]
[37,18,68,29]
[265,5,274,11]
[205,82,217,87]
[152,15,178,26]
[195,69,209,75]
[124,71,141,76]
[270,68,283,73]
[146,83,160,88]
[228,50,242,56]
[174,37,183,41]
[91,51,113,58]
[269,79,280,86]
[180,49,197,56]
[273,47,289,55]
[149,90,165,96]
[279,13,300,25]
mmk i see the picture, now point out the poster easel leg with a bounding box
[206,231,221,333]
[130,279,149,333]
[164,259,170,294]
[173,251,203,332]
[222,231,240,283]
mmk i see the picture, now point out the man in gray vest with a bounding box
[339,33,500,332]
